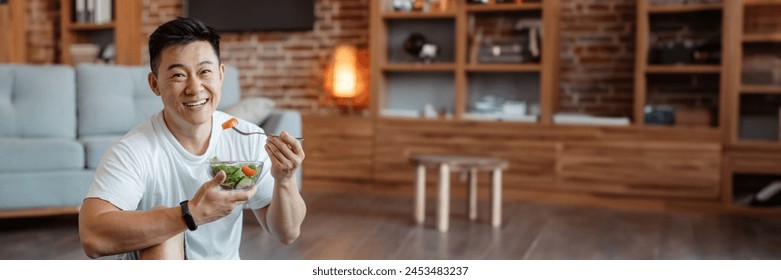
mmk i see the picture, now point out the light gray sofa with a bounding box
[0,63,302,217]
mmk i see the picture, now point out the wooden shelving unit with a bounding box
[372,0,558,123]
[328,0,781,214]
[59,0,141,65]
[634,0,732,129]
[722,0,781,213]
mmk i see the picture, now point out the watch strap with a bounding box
[180,200,198,231]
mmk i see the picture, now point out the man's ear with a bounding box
[219,63,225,82]
[148,72,160,96]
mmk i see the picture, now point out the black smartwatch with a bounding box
[180,200,198,231]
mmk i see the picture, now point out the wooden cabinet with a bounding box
[722,0,781,213]
[634,0,733,130]
[302,115,375,190]
[59,0,141,65]
[346,0,780,213]
[362,0,727,211]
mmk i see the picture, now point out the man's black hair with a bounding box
[148,17,221,75]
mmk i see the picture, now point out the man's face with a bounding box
[149,40,223,128]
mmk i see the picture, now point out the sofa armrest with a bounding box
[261,109,302,138]
[259,109,303,189]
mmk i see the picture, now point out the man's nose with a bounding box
[185,76,203,95]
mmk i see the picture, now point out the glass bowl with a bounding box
[208,160,263,191]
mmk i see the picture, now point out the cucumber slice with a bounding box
[236,177,254,190]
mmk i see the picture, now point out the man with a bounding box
[78,17,306,259]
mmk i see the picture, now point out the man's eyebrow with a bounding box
[165,63,185,72]
[165,61,214,72]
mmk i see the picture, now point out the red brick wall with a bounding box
[26,0,58,64]
[140,0,369,112]
[558,0,636,118]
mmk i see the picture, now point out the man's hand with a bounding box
[189,170,258,226]
[265,131,305,182]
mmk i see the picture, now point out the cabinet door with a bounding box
[557,140,721,199]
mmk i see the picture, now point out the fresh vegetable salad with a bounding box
[209,157,262,190]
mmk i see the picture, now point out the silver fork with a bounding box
[231,126,304,141]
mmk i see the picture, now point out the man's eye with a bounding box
[200,69,212,75]
[172,73,186,78]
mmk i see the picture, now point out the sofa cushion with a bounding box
[0,170,94,210]
[76,64,242,137]
[0,137,85,172]
[0,64,77,138]
[224,97,276,124]
[80,135,121,169]
[76,64,159,136]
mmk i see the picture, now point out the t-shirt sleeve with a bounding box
[85,142,145,211]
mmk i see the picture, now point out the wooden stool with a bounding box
[409,154,509,232]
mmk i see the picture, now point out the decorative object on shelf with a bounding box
[392,0,413,11]
[692,41,720,64]
[644,105,675,125]
[674,107,712,127]
[495,0,521,4]
[411,0,426,11]
[430,0,450,11]
[466,0,489,4]
[553,112,630,126]
[403,33,439,62]
[70,43,100,64]
[99,43,115,64]
[73,0,113,24]
[742,54,781,86]
[658,40,694,64]
[750,181,781,207]
[323,44,370,113]
[472,18,541,64]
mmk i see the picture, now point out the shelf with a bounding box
[465,3,543,13]
[68,22,115,31]
[381,11,457,19]
[464,63,541,72]
[381,63,456,72]
[743,33,781,43]
[647,3,722,14]
[740,85,781,95]
[645,64,721,74]
[744,0,781,6]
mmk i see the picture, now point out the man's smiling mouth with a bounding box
[184,98,209,108]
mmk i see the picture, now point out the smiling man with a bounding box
[78,17,306,260]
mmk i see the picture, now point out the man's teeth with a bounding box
[184,99,208,107]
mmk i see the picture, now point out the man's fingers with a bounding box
[211,170,226,186]
[279,132,304,155]
[268,137,298,164]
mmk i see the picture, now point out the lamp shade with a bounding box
[323,44,369,110]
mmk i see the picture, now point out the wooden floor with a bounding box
[1,189,781,260]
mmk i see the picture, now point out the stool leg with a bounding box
[437,163,450,232]
[414,164,426,225]
[468,168,477,221]
[491,168,502,227]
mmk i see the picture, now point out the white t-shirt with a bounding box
[86,111,274,260]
